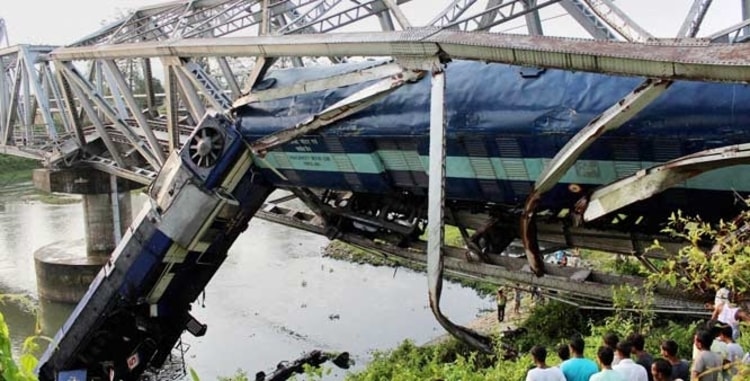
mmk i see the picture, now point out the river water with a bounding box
[0,182,493,380]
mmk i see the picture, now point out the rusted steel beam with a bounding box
[335,232,705,312]
[426,65,493,353]
[252,201,707,311]
[233,61,403,107]
[521,79,671,277]
[48,30,750,83]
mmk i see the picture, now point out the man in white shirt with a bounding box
[613,341,648,381]
[709,288,749,340]
[526,345,566,381]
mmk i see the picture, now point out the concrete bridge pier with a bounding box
[83,190,132,257]
[32,168,140,303]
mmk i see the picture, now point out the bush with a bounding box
[0,311,40,381]
[649,205,750,297]
[515,301,587,352]
[345,339,533,381]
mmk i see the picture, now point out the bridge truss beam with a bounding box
[49,30,750,82]
[0,45,78,163]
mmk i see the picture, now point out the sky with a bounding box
[2,0,157,45]
[1,0,746,47]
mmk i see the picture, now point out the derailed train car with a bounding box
[237,60,750,240]
[37,115,273,381]
[36,59,750,380]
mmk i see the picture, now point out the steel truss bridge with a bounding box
[3,0,750,334]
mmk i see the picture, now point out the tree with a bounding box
[648,200,750,300]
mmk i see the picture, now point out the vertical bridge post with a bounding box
[426,58,492,353]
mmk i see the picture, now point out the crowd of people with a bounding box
[523,287,750,381]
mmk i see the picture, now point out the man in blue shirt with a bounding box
[561,336,599,381]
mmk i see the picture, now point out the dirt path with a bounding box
[422,299,534,346]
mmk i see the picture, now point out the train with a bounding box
[36,59,750,381]
[237,59,750,234]
[37,114,274,381]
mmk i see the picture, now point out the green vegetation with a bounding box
[345,339,529,381]
[0,154,82,205]
[324,225,498,297]
[0,155,39,185]
[0,155,38,172]
[32,193,81,205]
[649,206,750,296]
[340,297,725,380]
[581,249,649,277]
[0,296,47,381]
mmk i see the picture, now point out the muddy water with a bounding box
[0,183,493,380]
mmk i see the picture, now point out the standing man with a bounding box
[711,299,748,340]
[560,336,598,381]
[659,340,690,381]
[613,341,648,381]
[496,288,507,323]
[532,286,543,305]
[719,324,744,379]
[693,329,723,381]
[590,346,625,381]
[628,333,654,381]
[651,359,679,381]
[514,285,523,315]
[525,346,566,381]
[602,332,621,366]
[556,344,570,366]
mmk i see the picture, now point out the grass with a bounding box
[0,171,33,185]
[0,155,39,186]
[33,192,81,205]
[324,225,498,297]
[0,155,82,205]
[581,249,649,277]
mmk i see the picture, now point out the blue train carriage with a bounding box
[237,60,750,234]
[37,114,274,381]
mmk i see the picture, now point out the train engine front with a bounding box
[37,114,274,381]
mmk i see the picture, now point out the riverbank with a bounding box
[0,180,81,205]
[322,238,711,380]
[322,237,539,333]
[0,155,89,205]
[0,155,38,185]
[323,239,498,297]
[422,297,532,347]
[322,238,539,351]
[341,298,588,380]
